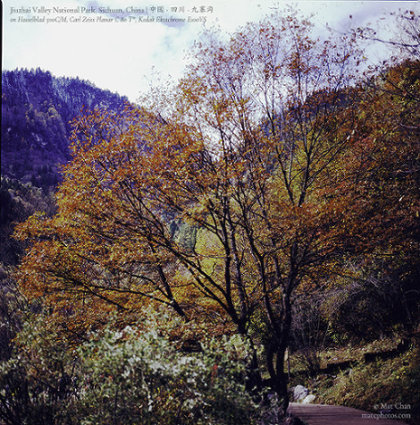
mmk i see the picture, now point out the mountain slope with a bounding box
[1,68,129,189]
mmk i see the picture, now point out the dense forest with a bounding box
[1,70,128,268]
[1,9,419,425]
[1,69,128,189]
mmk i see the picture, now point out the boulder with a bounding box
[301,394,316,404]
[293,385,309,401]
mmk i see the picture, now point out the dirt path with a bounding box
[288,403,410,425]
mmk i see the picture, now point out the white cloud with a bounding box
[3,0,419,101]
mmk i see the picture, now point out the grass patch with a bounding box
[290,344,419,424]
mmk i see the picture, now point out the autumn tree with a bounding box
[345,58,419,334]
[15,11,398,414]
[354,8,420,60]
[336,9,420,337]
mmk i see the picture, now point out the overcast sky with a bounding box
[3,0,419,102]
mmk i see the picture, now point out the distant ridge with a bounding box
[1,68,129,190]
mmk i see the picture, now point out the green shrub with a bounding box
[0,317,78,425]
[0,310,262,425]
[77,319,258,425]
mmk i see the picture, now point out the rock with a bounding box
[301,394,316,404]
[293,385,309,401]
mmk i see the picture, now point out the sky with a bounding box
[2,0,419,102]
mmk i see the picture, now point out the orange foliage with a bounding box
[13,12,419,408]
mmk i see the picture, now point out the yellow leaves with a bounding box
[14,13,417,352]
[13,212,46,241]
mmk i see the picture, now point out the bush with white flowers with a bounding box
[77,315,259,425]
[1,309,264,424]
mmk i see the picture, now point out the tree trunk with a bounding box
[276,342,290,415]
[264,287,293,416]
[236,321,263,397]
[246,343,263,397]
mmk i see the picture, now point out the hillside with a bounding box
[1,68,129,189]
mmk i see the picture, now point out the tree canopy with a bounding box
[14,10,420,413]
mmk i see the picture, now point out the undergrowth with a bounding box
[290,343,419,425]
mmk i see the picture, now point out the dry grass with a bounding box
[289,341,419,425]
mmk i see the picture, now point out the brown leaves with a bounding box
[14,14,419,352]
